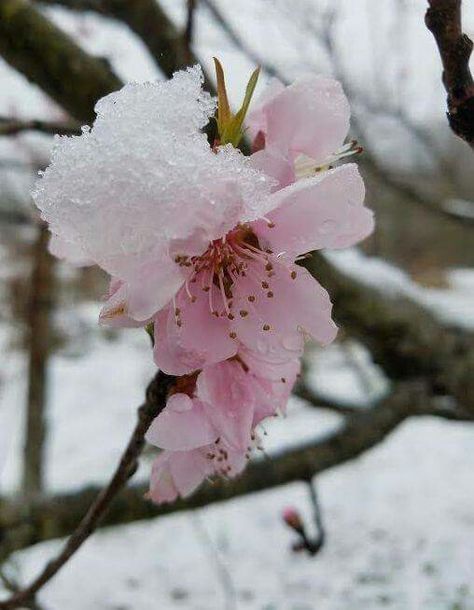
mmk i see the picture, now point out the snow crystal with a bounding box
[32,66,274,278]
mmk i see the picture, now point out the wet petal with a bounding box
[254,164,373,257]
[197,362,255,451]
[230,258,337,355]
[146,394,217,451]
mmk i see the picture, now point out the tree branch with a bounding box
[0,381,446,562]
[36,0,215,90]
[22,224,56,497]
[0,117,81,137]
[0,371,175,610]
[425,0,474,147]
[0,0,122,124]
[306,254,474,413]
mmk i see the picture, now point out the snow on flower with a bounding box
[32,63,374,504]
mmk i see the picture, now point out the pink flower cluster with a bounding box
[33,67,373,503]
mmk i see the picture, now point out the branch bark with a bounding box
[0,381,449,564]
[36,0,215,90]
[306,254,474,413]
[22,224,56,497]
[0,0,122,124]
[425,0,474,147]
[0,116,81,137]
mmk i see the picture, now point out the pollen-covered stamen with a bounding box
[173,226,281,325]
[294,139,363,179]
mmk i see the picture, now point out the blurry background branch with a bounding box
[21,224,56,498]
[0,117,80,137]
[426,0,474,147]
[1,379,472,562]
[36,0,215,90]
[0,0,122,124]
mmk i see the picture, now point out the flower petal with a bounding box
[149,453,179,504]
[153,280,238,375]
[169,450,213,497]
[230,258,337,355]
[249,75,350,164]
[249,149,295,191]
[254,164,373,257]
[146,394,217,451]
[197,362,255,451]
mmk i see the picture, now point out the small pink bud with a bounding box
[282,507,302,530]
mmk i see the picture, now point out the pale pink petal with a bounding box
[125,257,185,321]
[99,279,144,328]
[197,362,255,451]
[149,453,179,504]
[49,234,92,266]
[146,394,217,451]
[250,75,350,164]
[251,359,300,425]
[239,348,301,382]
[254,164,373,257]
[246,78,286,142]
[230,258,337,352]
[153,309,201,375]
[249,149,295,191]
[169,450,213,497]
[153,279,238,375]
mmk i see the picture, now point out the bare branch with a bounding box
[0,0,122,124]
[0,371,175,610]
[0,381,445,561]
[426,0,474,147]
[22,224,56,497]
[184,0,197,65]
[36,0,215,90]
[0,117,81,137]
[305,254,474,413]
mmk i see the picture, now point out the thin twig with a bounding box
[184,0,197,65]
[0,117,81,137]
[425,0,474,147]
[307,480,325,553]
[0,371,175,609]
[22,224,55,496]
[192,515,237,610]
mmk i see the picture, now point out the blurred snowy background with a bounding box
[0,1,473,609]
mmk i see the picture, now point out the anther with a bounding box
[229,332,237,339]
[239,310,248,317]
[248,295,256,302]
[267,291,274,298]
[291,270,297,279]
[261,281,269,289]
[262,324,271,331]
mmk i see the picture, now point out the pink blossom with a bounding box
[151,161,372,374]
[146,356,300,502]
[35,66,373,367]
[146,356,299,453]
[32,65,375,504]
[246,75,358,190]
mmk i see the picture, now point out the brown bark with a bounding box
[0,0,122,124]
[0,381,451,564]
[22,225,55,497]
[426,0,474,147]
